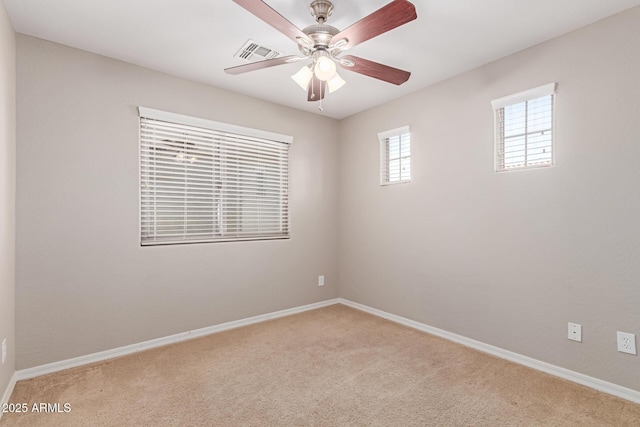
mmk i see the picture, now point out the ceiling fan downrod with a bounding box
[309,0,334,24]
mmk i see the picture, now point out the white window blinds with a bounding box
[492,83,556,171]
[379,126,411,185]
[139,107,291,245]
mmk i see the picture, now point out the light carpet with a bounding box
[3,304,640,426]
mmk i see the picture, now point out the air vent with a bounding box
[235,40,282,62]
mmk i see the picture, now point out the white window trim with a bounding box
[379,125,411,186]
[377,126,410,142]
[492,83,557,172]
[491,83,556,110]
[138,107,292,246]
[138,107,293,145]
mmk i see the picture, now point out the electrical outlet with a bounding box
[568,323,582,342]
[617,332,637,355]
[318,275,325,287]
[1,339,6,364]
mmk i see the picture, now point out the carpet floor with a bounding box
[2,304,640,426]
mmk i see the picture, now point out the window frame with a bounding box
[378,126,411,186]
[138,107,292,246]
[491,83,557,172]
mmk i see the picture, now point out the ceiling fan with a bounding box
[225,0,417,108]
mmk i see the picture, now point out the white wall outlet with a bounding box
[1,338,6,364]
[568,323,582,342]
[617,332,637,355]
[318,275,325,287]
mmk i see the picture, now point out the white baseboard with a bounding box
[0,372,18,421]
[16,298,340,382]
[13,297,640,406]
[338,298,640,405]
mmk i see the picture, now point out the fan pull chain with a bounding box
[318,82,325,111]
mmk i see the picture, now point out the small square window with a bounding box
[379,126,411,185]
[492,83,556,172]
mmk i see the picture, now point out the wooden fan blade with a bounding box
[332,0,417,50]
[233,0,313,44]
[224,55,301,75]
[307,76,326,102]
[339,55,411,85]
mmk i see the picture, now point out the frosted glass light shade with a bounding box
[291,65,313,91]
[327,73,346,93]
[314,55,337,81]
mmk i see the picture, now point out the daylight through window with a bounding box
[379,126,411,185]
[492,83,556,171]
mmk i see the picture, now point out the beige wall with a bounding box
[0,1,16,396]
[16,35,339,369]
[338,7,640,391]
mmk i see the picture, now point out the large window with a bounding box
[379,126,411,185]
[492,83,556,171]
[139,107,291,245]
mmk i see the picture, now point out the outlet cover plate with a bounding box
[1,338,6,364]
[617,332,637,355]
[318,275,325,287]
[568,323,582,342]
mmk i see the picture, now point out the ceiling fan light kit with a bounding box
[226,0,417,110]
[291,64,313,90]
[326,73,346,93]
[313,51,337,81]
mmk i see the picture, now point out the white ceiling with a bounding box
[4,0,640,119]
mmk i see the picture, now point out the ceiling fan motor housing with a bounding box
[309,0,334,23]
[301,24,339,52]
